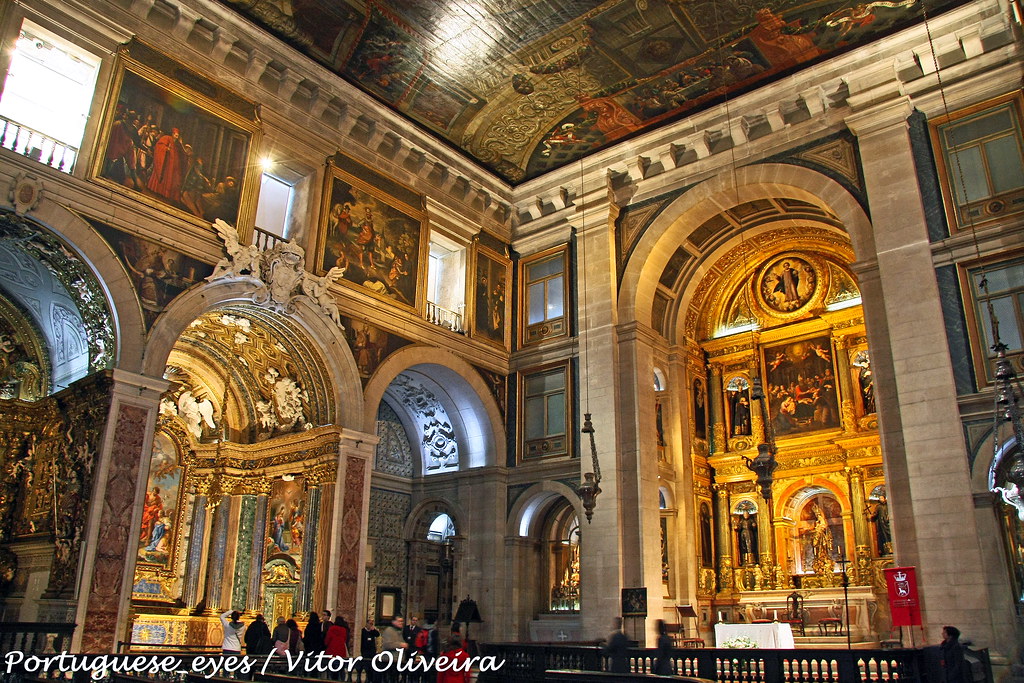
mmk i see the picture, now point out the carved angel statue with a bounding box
[301,266,346,327]
[208,219,262,281]
[177,390,216,439]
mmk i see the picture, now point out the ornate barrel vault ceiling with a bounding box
[219,0,963,184]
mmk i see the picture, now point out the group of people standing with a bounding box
[219,610,471,682]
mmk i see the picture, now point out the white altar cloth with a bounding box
[714,622,796,648]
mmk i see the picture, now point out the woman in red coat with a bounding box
[324,615,349,657]
[437,637,470,683]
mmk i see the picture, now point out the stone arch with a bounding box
[2,200,147,372]
[405,498,467,541]
[364,345,506,471]
[619,163,874,328]
[507,481,584,538]
[142,277,363,430]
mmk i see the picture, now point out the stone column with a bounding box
[245,479,271,612]
[569,196,629,642]
[203,486,232,613]
[713,484,733,596]
[74,369,167,652]
[182,476,212,609]
[847,97,1008,646]
[611,321,666,643]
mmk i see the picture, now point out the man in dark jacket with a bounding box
[244,614,272,655]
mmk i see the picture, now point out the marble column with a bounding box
[182,476,211,609]
[297,483,322,614]
[328,434,375,621]
[246,480,271,612]
[231,494,257,610]
[847,97,1007,645]
[203,492,231,613]
[74,369,167,653]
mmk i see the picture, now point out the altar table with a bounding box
[714,622,796,648]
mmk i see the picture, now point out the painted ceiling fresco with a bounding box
[220,0,962,184]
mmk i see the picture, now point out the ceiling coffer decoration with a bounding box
[387,373,459,473]
[215,0,965,183]
[208,220,345,327]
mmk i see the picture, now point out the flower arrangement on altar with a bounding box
[722,636,758,649]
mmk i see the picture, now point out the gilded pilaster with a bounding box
[713,484,733,595]
[708,364,725,454]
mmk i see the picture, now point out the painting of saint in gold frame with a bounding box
[758,254,818,314]
[471,243,511,349]
[763,335,840,437]
[91,48,261,230]
[315,160,427,311]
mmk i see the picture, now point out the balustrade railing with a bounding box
[0,621,75,655]
[477,642,993,683]
[0,117,77,173]
[425,300,464,333]
[253,226,282,251]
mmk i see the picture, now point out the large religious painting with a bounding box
[340,316,413,385]
[315,157,427,311]
[266,477,305,566]
[91,43,261,229]
[137,431,184,569]
[763,335,840,436]
[471,243,511,349]
[87,219,213,330]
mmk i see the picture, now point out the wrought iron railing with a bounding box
[0,116,78,173]
[426,300,464,333]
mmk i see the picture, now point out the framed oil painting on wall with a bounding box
[762,335,840,437]
[91,43,261,233]
[315,155,427,311]
[471,241,511,349]
[137,430,185,570]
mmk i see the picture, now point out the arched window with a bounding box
[427,513,456,542]
[548,508,580,611]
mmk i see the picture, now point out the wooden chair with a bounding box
[780,591,806,636]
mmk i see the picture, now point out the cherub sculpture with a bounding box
[208,219,262,281]
[301,266,346,327]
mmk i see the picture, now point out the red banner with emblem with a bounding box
[884,566,922,626]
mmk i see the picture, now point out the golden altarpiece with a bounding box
[130,307,343,644]
[671,230,893,639]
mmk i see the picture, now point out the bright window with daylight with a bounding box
[0,20,100,171]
